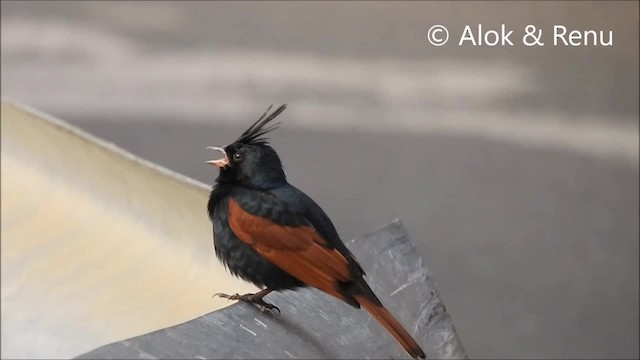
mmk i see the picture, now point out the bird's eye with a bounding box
[233,152,242,161]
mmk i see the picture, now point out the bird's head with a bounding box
[207,104,287,190]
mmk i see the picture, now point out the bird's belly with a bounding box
[214,227,303,290]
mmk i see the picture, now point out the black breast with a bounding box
[207,184,304,290]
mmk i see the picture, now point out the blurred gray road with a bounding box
[1,1,638,358]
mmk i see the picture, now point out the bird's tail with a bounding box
[353,294,426,359]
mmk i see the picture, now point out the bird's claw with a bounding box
[252,299,281,316]
[212,292,280,316]
[212,292,242,300]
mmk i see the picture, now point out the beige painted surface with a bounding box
[0,100,258,359]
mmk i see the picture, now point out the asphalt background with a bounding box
[2,1,638,358]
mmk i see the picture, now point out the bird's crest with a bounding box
[236,104,287,146]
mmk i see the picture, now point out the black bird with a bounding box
[206,105,426,359]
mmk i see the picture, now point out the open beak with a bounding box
[206,146,230,168]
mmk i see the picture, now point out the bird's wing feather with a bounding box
[270,184,366,276]
[227,198,351,299]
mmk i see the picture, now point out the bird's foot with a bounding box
[212,292,281,315]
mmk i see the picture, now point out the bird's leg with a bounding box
[212,288,280,314]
